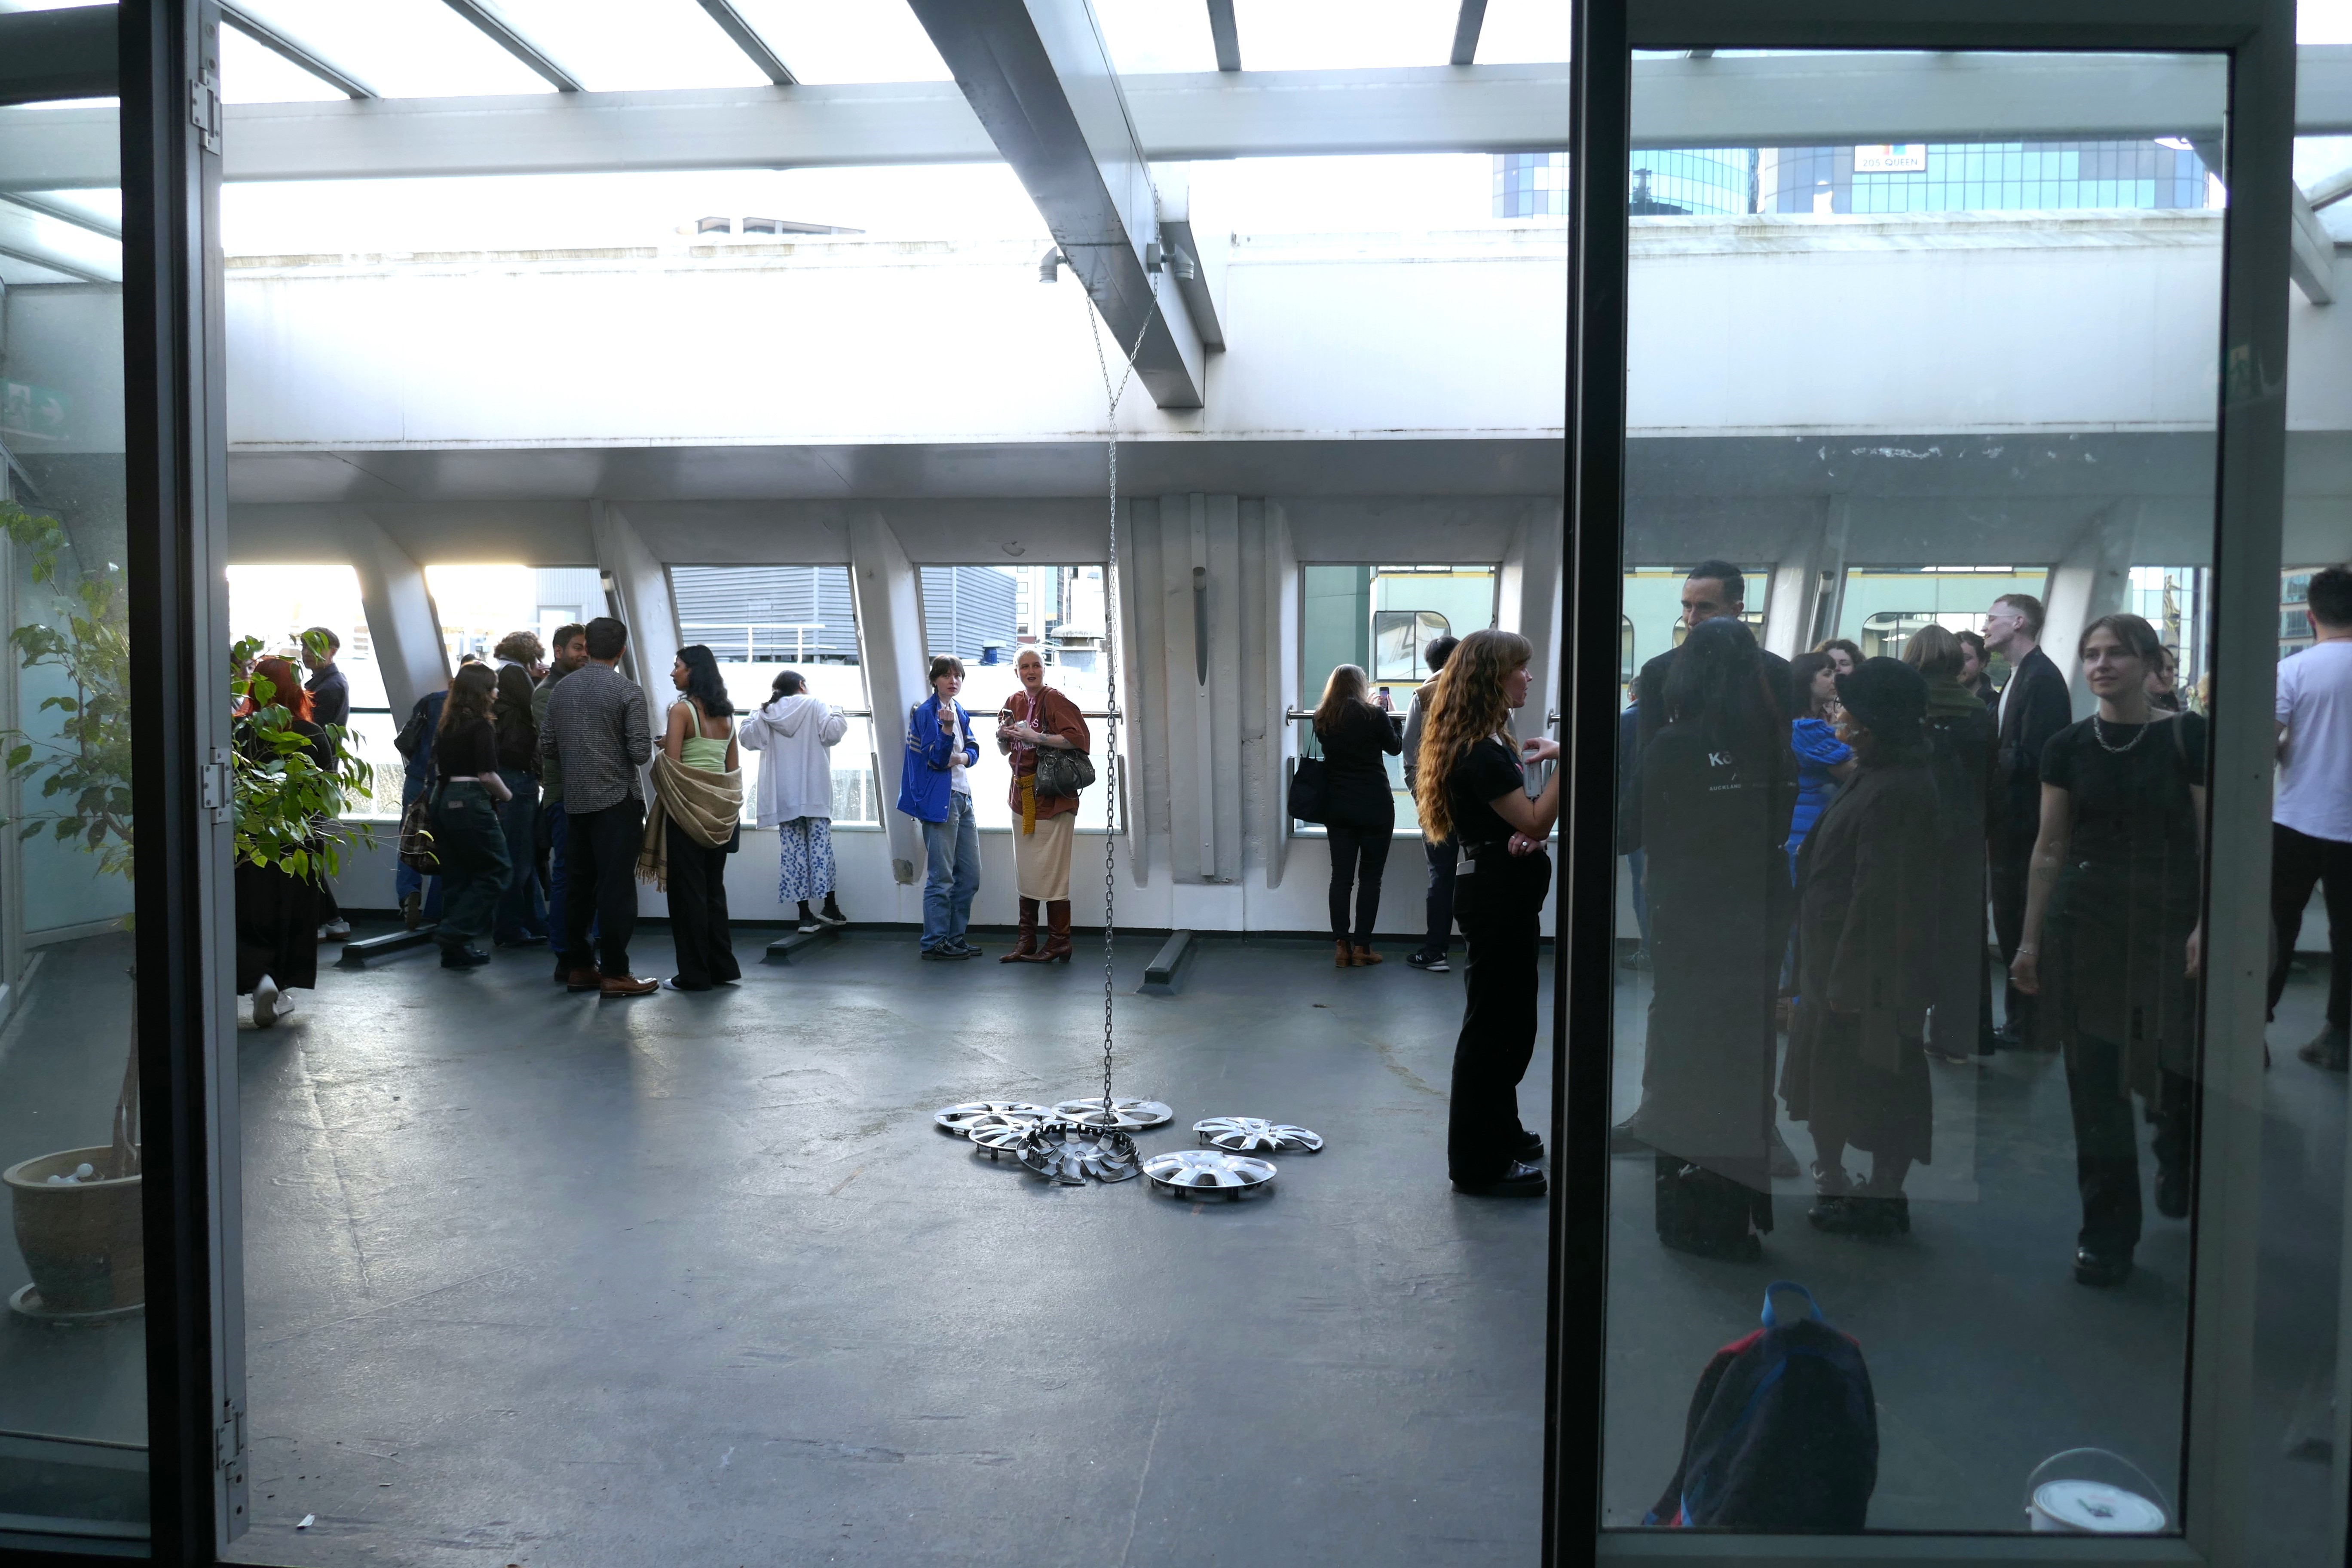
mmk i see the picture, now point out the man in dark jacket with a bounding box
[1621,561,1792,855]
[490,629,547,946]
[301,627,353,939]
[1983,591,2073,1047]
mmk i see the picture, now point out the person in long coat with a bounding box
[1904,625,1997,1064]
[1634,618,1793,1261]
[1780,657,1942,1237]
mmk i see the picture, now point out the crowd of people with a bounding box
[1611,559,2352,1287]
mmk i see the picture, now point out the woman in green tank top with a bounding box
[654,645,744,989]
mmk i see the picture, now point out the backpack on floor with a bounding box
[1645,1281,1877,1531]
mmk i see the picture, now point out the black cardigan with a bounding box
[1314,701,1403,829]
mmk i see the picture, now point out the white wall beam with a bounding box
[21,49,2352,190]
[845,511,928,886]
[344,513,448,718]
[2291,182,2338,306]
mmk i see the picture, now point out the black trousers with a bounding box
[1422,835,1458,955]
[2269,822,2352,1032]
[1326,822,1394,944]
[432,782,512,946]
[2064,1029,2191,1254]
[665,818,740,988]
[1446,854,1547,1182]
[564,798,645,977]
[1988,845,2036,1040]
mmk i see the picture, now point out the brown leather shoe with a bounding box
[565,966,600,992]
[1002,897,1041,962]
[1335,939,1354,968]
[1039,899,1073,962]
[599,973,658,997]
[1351,945,1384,966]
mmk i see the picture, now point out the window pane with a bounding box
[1299,564,1497,820]
[916,565,1121,833]
[0,96,150,1550]
[1606,49,2226,1536]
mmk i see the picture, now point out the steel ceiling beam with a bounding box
[16,50,2352,190]
[0,4,115,109]
[0,189,119,240]
[695,0,796,87]
[438,0,585,93]
[905,0,1206,408]
[1206,0,1240,71]
[1450,0,1488,66]
[219,0,376,99]
[2291,183,2337,304]
[0,198,120,282]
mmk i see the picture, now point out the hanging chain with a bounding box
[1081,268,1158,1115]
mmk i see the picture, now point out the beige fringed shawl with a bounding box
[637,751,744,889]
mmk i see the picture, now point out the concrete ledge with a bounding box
[1138,930,1195,996]
[764,926,839,965]
[337,925,438,967]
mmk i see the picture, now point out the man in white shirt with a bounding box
[2273,564,2352,1069]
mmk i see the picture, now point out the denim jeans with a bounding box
[491,768,546,943]
[432,781,513,947]
[921,793,981,951]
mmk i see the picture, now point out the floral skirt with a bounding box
[776,816,835,901]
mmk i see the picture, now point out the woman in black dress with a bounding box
[1314,663,1404,967]
[1781,657,1942,1237]
[1638,618,1792,1259]
[429,662,515,971]
[2012,612,2205,1287]
[234,655,334,1028]
[1416,629,1559,1197]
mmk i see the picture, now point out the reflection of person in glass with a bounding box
[1415,629,1559,1197]
[2011,613,2205,1288]
[1637,618,1792,1259]
[1781,657,1940,1238]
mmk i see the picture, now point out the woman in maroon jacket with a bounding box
[995,647,1091,962]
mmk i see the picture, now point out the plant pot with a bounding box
[4,1146,142,1321]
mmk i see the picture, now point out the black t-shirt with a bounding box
[437,717,500,779]
[1445,735,1525,847]
[2037,710,2207,908]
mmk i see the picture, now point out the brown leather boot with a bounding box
[1002,898,1041,962]
[1040,900,1074,962]
[1335,939,1354,968]
[1351,944,1384,966]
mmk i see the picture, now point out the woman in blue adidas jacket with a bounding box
[897,655,984,958]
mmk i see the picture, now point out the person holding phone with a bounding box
[1415,629,1560,1197]
[897,655,983,959]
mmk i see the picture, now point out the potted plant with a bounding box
[0,498,370,1320]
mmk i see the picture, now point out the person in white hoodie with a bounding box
[739,670,851,932]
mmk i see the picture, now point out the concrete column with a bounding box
[589,501,680,694]
[2041,498,2141,719]
[1122,498,1170,886]
[1499,500,1565,734]
[1262,502,1299,889]
[346,511,447,718]
[845,509,926,885]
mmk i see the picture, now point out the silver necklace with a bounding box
[2092,710,2153,754]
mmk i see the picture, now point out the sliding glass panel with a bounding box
[1605,49,2226,1536]
[0,96,150,1552]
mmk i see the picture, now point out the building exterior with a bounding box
[1498,140,2214,218]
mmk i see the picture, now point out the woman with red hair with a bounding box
[234,655,334,1026]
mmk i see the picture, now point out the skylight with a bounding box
[230,0,556,99]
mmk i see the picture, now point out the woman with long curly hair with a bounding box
[429,661,515,970]
[1415,628,1560,1197]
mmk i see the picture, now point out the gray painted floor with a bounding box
[223,928,1552,1568]
[0,928,2343,1561]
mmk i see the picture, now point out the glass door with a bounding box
[1559,0,2299,1561]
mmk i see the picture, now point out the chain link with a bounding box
[1081,271,1158,1115]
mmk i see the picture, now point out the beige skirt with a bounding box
[1014,810,1076,900]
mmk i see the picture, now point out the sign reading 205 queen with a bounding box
[1853,145,1929,174]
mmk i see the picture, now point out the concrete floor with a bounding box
[0,925,2345,1561]
[223,926,1552,1568]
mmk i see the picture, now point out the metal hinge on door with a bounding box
[189,68,222,155]
[200,747,230,823]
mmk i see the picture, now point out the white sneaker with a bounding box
[798,918,823,934]
[252,975,280,1028]
[318,919,352,940]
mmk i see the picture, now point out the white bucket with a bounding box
[2028,1479,2168,1534]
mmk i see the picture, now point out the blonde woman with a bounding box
[1416,629,1561,1197]
[994,647,1091,962]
